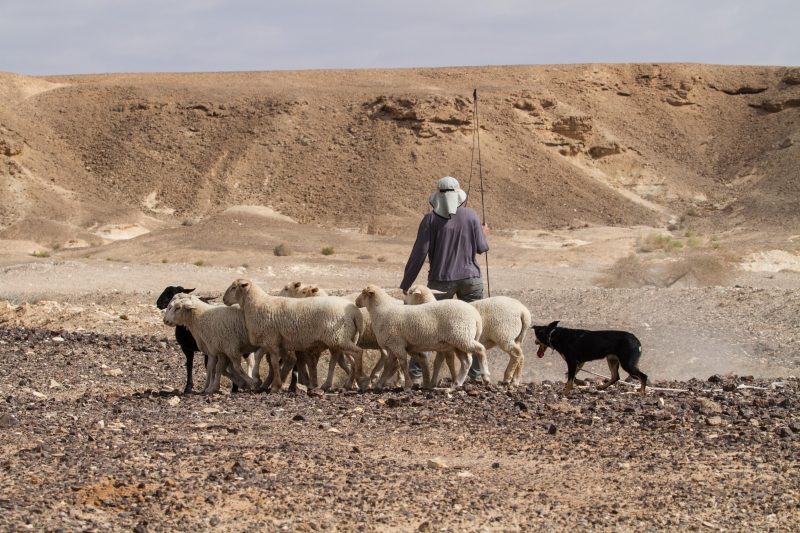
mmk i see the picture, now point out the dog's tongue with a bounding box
[537,345,546,358]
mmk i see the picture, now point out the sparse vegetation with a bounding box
[377,256,387,263]
[241,263,249,269]
[357,254,372,260]
[599,250,734,288]
[273,244,291,256]
[31,250,50,258]
[161,258,168,264]
[321,246,335,256]
[637,232,684,253]
[193,260,205,267]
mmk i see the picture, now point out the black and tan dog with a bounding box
[532,321,648,395]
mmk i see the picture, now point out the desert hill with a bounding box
[0,64,798,250]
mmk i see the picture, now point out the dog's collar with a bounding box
[546,327,557,348]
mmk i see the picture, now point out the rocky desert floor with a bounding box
[1,222,800,532]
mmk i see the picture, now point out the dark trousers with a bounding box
[409,277,485,380]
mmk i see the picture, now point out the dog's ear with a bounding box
[547,320,560,330]
[184,287,195,294]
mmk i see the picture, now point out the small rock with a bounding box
[167,396,181,407]
[418,520,431,532]
[0,413,19,428]
[292,414,305,422]
[657,397,665,409]
[696,398,722,414]
[327,427,341,434]
[706,416,723,427]
[48,379,62,389]
[491,462,500,469]
[96,419,105,429]
[770,381,787,389]
[514,400,528,411]
[202,407,220,414]
[52,336,65,343]
[777,427,794,439]
[456,470,474,478]
[548,424,557,435]
[103,368,123,377]
[209,516,220,527]
[426,457,448,469]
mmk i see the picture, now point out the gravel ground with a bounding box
[1,327,798,532]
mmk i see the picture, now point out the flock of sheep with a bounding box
[160,279,531,394]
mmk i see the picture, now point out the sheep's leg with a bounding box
[376,352,399,390]
[322,350,340,391]
[444,351,458,383]
[344,350,368,390]
[453,350,472,387]
[386,345,412,391]
[226,353,260,390]
[305,350,321,389]
[368,349,388,388]
[429,352,445,389]
[202,353,217,393]
[501,342,524,385]
[469,340,489,383]
[267,348,284,393]
[206,355,226,394]
[181,346,195,394]
[279,350,298,383]
[247,349,264,381]
[513,346,526,385]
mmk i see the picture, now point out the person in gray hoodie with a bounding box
[400,176,490,382]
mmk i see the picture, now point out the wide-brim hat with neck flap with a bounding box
[429,176,467,219]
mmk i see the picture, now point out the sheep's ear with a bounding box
[310,287,319,295]
[240,281,250,289]
[292,281,302,289]
[411,287,421,296]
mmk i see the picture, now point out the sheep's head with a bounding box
[355,284,380,308]
[156,286,194,310]
[223,279,251,306]
[163,293,198,327]
[278,281,305,297]
[300,286,323,297]
[403,284,438,305]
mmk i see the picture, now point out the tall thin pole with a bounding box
[473,88,490,297]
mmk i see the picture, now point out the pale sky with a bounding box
[1,0,798,75]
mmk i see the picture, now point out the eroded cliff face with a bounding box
[1,64,798,245]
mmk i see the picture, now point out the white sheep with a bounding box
[404,285,531,385]
[223,279,364,392]
[163,293,262,394]
[277,281,408,390]
[355,284,486,390]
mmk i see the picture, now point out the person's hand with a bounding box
[482,223,490,237]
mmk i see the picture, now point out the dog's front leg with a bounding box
[563,360,578,394]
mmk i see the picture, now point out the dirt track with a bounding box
[1,327,798,532]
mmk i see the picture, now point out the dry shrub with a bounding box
[273,243,291,256]
[637,232,683,253]
[663,251,734,287]
[599,251,734,288]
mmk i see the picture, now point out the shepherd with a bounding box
[400,176,490,383]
